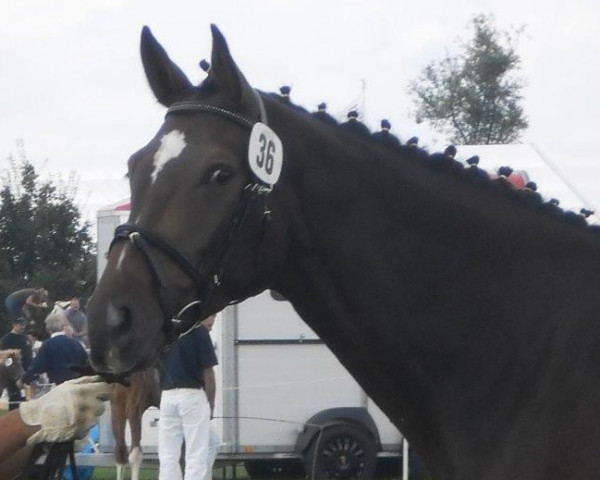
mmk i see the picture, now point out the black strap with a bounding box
[112,224,206,290]
[166,102,255,128]
[110,183,270,340]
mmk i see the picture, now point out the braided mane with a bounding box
[268,90,596,237]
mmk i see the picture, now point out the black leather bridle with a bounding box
[109,96,273,341]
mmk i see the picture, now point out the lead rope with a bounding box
[35,442,79,480]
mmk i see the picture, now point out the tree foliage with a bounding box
[0,143,96,333]
[409,14,528,144]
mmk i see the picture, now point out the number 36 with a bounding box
[256,133,275,174]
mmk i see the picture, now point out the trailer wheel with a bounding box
[304,424,377,479]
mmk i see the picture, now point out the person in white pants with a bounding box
[158,315,218,480]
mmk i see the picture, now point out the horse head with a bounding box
[88,26,290,374]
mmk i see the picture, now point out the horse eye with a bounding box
[209,169,232,185]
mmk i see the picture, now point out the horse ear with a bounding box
[140,26,193,107]
[209,24,261,120]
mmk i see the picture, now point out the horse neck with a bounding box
[268,102,600,475]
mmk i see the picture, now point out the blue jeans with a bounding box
[5,296,22,321]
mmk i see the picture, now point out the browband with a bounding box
[166,89,268,128]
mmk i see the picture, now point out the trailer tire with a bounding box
[303,423,377,479]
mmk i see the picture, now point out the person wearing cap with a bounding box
[340,110,371,137]
[372,119,401,149]
[312,102,338,126]
[0,375,110,479]
[5,288,48,322]
[0,317,32,410]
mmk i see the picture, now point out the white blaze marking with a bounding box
[116,244,128,271]
[151,130,187,183]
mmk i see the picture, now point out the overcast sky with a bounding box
[2,0,600,226]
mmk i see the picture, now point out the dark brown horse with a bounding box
[88,26,600,480]
[111,368,160,480]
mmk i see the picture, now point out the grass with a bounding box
[91,465,253,479]
[88,465,410,480]
[91,468,159,479]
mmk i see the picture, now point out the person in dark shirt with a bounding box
[158,315,218,480]
[5,288,48,322]
[0,318,32,410]
[21,311,87,386]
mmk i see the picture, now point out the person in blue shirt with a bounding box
[158,314,218,480]
[22,311,88,387]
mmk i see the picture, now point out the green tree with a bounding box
[409,14,528,144]
[0,144,96,333]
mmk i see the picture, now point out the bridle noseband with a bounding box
[110,95,273,341]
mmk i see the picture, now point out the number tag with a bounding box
[5,357,12,367]
[248,122,283,186]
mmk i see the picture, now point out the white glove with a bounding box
[19,375,111,445]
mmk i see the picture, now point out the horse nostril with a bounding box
[106,302,134,337]
[116,306,133,335]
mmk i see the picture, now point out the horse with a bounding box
[0,349,23,400]
[111,368,160,480]
[87,25,600,480]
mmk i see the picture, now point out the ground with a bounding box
[91,466,251,479]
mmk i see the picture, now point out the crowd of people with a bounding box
[1,291,90,411]
[0,286,220,480]
[0,288,105,478]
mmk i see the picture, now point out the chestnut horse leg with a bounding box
[111,387,129,480]
[128,404,144,480]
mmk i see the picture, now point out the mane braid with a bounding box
[274,93,598,239]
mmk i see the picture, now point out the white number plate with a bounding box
[248,122,283,186]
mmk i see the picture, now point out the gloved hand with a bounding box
[19,375,111,445]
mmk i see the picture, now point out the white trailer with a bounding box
[90,200,410,478]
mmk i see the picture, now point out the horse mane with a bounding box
[187,71,596,239]
[261,89,597,239]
